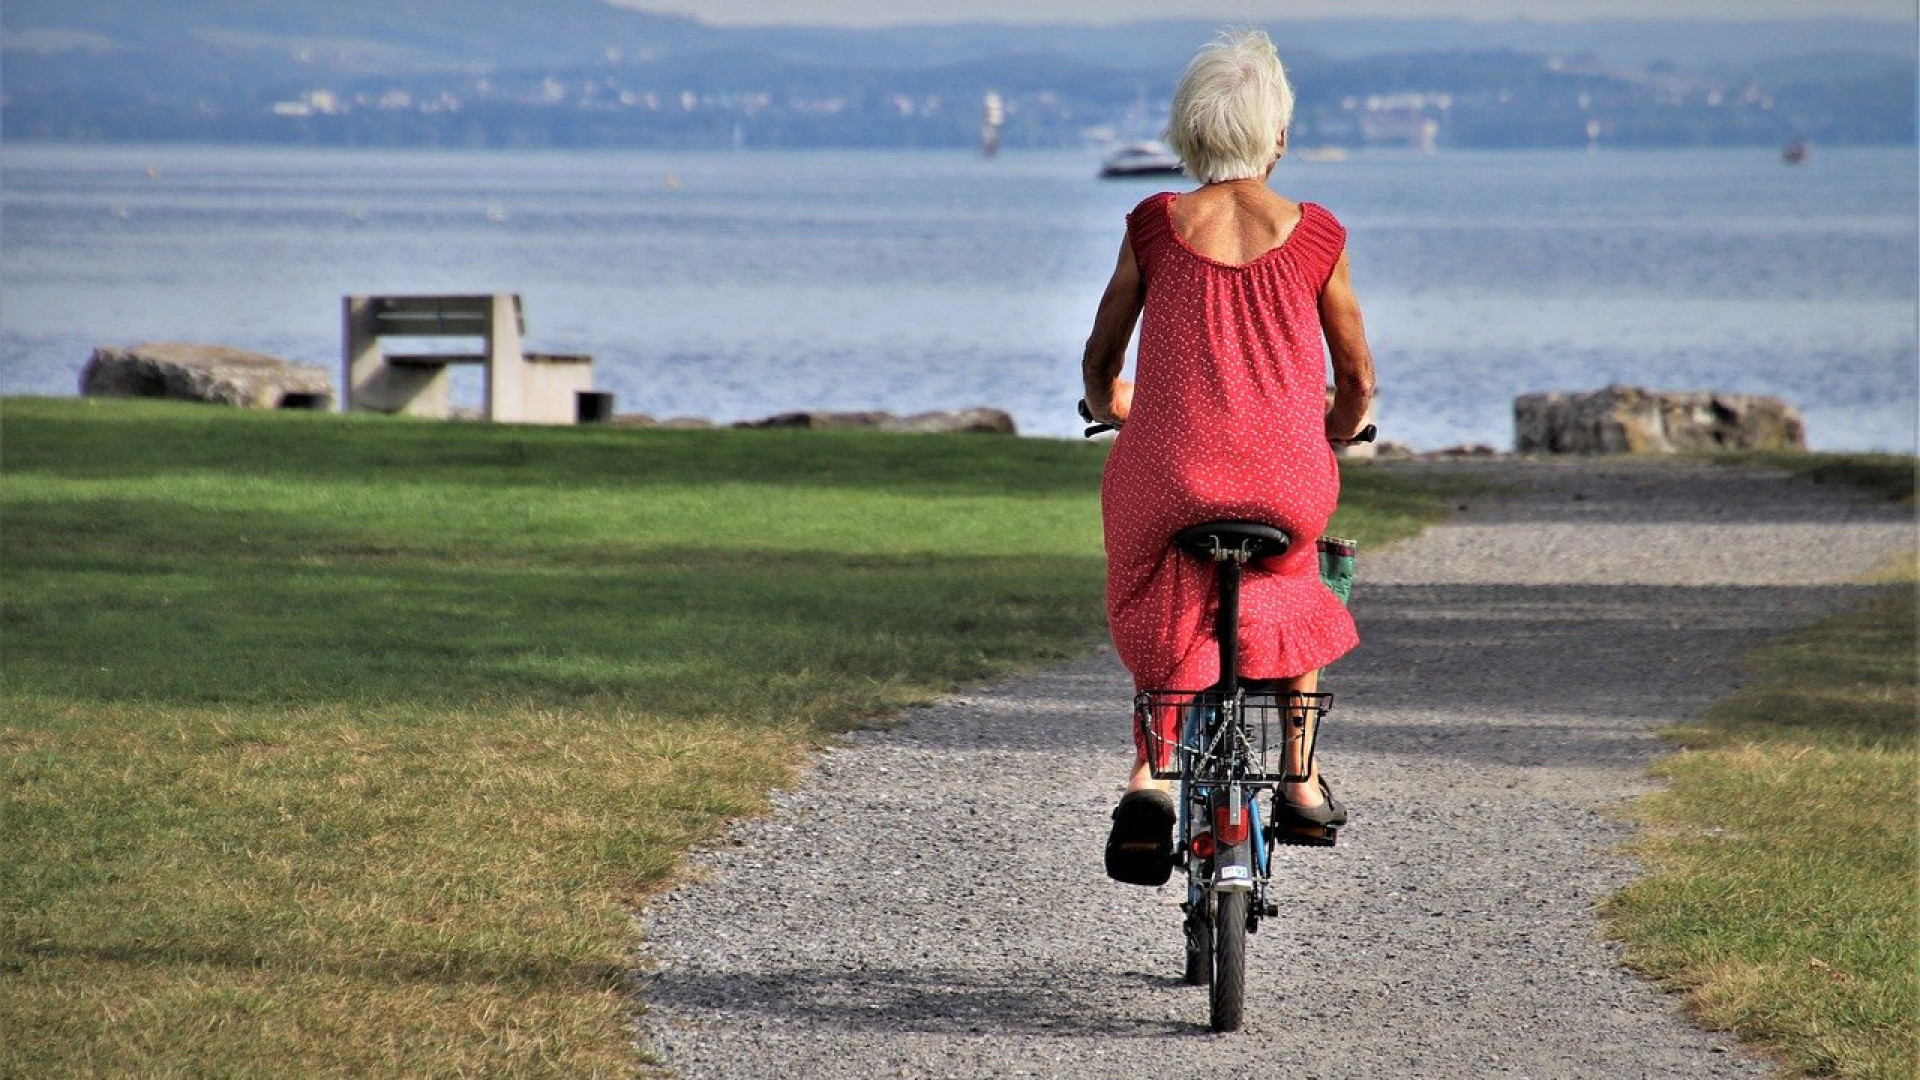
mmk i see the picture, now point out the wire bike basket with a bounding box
[1135,690,1330,784]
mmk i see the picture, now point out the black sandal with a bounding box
[1104,789,1176,886]
[1271,776,1346,848]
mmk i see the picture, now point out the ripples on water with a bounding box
[2,145,1914,450]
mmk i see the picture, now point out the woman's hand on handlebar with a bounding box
[1078,398,1119,437]
[1084,378,1133,428]
[1328,423,1377,447]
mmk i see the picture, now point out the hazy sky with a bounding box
[632,0,1916,25]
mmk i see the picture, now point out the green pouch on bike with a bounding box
[1317,536,1357,606]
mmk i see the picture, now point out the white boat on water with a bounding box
[1099,141,1185,179]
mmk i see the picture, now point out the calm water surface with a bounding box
[3,144,1914,450]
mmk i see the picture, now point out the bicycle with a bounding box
[1082,400,1372,1032]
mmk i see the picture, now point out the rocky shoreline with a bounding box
[74,343,1817,458]
[615,407,1019,436]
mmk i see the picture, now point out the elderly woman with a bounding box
[1084,29,1376,885]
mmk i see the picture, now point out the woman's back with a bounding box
[1118,188,1345,465]
[1165,181,1304,267]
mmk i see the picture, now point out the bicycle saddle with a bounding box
[1173,520,1292,564]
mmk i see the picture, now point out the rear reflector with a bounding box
[1190,831,1216,860]
[1213,802,1249,845]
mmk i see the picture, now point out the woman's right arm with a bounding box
[1082,235,1145,426]
[1319,251,1377,441]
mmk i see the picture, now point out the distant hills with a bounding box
[3,1,1913,149]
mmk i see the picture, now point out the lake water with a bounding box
[3,144,1914,451]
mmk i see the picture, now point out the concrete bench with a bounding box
[342,293,595,424]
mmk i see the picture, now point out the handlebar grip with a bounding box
[1345,423,1377,444]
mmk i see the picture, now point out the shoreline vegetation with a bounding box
[1606,455,1918,1080]
[0,397,1449,1077]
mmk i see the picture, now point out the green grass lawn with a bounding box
[1607,461,1919,1080]
[0,397,1445,1079]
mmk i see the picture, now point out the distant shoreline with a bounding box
[5,141,1916,155]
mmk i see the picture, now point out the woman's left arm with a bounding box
[1320,251,1377,441]
[1082,235,1145,426]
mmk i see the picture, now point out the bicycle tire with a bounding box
[1183,894,1212,986]
[1210,890,1248,1032]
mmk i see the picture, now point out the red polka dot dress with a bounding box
[1102,192,1359,757]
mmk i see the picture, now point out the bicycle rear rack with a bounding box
[1135,689,1329,784]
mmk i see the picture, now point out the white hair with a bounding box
[1164,28,1295,184]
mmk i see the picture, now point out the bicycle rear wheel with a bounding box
[1209,890,1247,1032]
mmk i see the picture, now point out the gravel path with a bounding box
[636,458,1911,1080]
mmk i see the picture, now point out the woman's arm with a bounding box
[1319,251,1377,441]
[1082,235,1146,426]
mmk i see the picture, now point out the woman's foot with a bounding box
[1105,788,1176,886]
[1278,774,1347,827]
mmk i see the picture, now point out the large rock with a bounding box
[735,407,1017,435]
[80,343,334,410]
[1514,385,1805,454]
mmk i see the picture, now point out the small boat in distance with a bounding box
[1782,139,1810,165]
[982,91,1004,158]
[1099,141,1185,179]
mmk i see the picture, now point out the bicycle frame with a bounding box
[1170,691,1305,929]
[1130,533,1336,1031]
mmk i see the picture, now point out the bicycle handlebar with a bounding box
[1076,399,1376,446]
